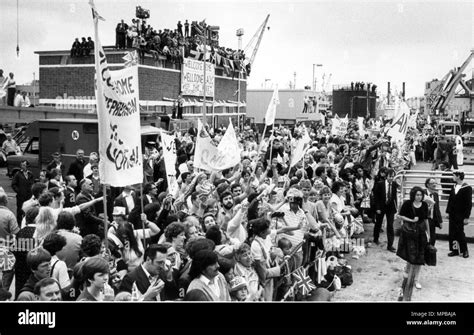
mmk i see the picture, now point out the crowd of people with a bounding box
[70,37,95,57]
[113,16,248,74]
[0,112,471,302]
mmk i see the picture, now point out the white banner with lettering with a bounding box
[161,133,180,196]
[386,100,410,143]
[331,115,348,137]
[93,10,142,186]
[181,58,215,97]
[194,119,241,171]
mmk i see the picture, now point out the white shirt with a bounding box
[454,184,462,195]
[140,264,160,301]
[122,192,135,213]
[199,275,220,298]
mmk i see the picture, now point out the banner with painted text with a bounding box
[194,119,241,171]
[161,133,180,196]
[181,58,215,97]
[331,115,348,137]
[386,101,410,142]
[93,8,142,186]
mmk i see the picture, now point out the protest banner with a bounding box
[386,100,410,142]
[194,119,242,171]
[331,115,348,137]
[181,58,215,97]
[93,2,142,187]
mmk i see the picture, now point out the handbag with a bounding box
[424,244,437,266]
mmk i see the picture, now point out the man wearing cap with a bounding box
[446,171,472,258]
[280,188,318,267]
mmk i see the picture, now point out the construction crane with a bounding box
[427,49,474,115]
[243,14,270,74]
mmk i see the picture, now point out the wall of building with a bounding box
[332,89,377,118]
[247,89,325,125]
[36,51,246,117]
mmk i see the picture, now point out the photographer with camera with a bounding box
[279,188,319,268]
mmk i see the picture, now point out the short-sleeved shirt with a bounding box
[0,206,20,239]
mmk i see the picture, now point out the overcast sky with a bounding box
[0,0,472,97]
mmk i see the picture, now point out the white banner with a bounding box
[93,4,143,186]
[386,101,410,142]
[331,115,348,137]
[357,117,367,136]
[290,125,312,167]
[194,119,241,171]
[265,85,279,126]
[161,133,180,196]
[181,58,215,97]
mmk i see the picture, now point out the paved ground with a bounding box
[333,162,474,302]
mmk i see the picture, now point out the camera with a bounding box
[271,212,285,219]
[135,6,150,19]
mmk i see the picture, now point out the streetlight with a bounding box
[236,28,244,130]
[200,24,220,125]
[313,64,322,91]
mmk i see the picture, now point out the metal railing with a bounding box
[394,169,474,225]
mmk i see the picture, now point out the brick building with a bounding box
[35,47,247,128]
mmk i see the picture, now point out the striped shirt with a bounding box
[280,204,308,247]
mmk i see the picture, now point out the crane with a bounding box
[243,14,270,75]
[427,50,474,115]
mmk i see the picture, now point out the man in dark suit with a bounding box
[446,171,472,258]
[114,185,136,215]
[75,178,105,238]
[424,178,443,246]
[11,160,35,220]
[67,149,86,187]
[372,168,398,252]
[63,175,77,208]
[188,125,198,137]
[119,244,175,301]
[115,20,128,49]
[142,183,158,207]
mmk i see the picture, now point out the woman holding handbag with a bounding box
[396,186,430,290]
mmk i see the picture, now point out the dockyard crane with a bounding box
[243,14,270,73]
[427,50,474,115]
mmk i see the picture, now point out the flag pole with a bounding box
[102,184,109,249]
[268,124,275,166]
[139,183,147,249]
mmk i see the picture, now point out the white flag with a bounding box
[386,101,410,142]
[290,125,311,167]
[265,85,279,126]
[161,133,180,196]
[357,117,367,136]
[92,1,142,186]
[194,119,242,171]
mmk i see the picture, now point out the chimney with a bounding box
[402,82,406,100]
[387,82,391,104]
